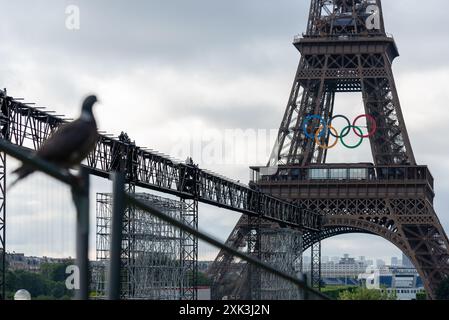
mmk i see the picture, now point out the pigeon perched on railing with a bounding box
[10,95,99,187]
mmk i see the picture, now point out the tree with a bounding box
[40,260,74,282]
[51,282,67,299]
[339,287,396,300]
[436,277,449,300]
[186,271,212,286]
[416,291,427,300]
[5,262,75,300]
[196,271,212,286]
[322,286,357,300]
[10,270,50,297]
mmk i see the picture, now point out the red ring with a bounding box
[352,114,377,138]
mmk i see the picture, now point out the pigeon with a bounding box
[10,95,99,187]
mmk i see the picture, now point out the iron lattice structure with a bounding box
[212,0,449,299]
[209,216,305,300]
[95,193,197,300]
[208,215,250,300]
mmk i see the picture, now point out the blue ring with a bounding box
[302,115,327,139]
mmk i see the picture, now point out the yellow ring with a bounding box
[315,125,339,150]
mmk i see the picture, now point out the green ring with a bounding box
[340,125,364,149]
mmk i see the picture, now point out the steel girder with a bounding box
[0,90,321,231]
[303,226,372,251]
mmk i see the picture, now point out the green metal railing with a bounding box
[0,139,328,301]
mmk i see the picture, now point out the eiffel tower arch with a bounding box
[210,0,449,300]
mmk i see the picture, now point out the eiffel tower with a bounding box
[210,0,449,299]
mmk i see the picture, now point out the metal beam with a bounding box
[108,172,126,300]
[0,90,321,231]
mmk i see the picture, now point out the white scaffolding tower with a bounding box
[94,193,197,300]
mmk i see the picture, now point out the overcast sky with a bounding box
[1,0,449,264]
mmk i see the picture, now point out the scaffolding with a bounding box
[95,193,197,300]
[259,227,304,300]
[209,220,305,300]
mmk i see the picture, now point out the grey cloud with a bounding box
[2,0,449,261]
[0,0,308,75]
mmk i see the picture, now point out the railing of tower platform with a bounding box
[250,164,434,188]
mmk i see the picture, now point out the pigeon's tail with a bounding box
[9,165,35,189]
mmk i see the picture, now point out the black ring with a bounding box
[328,115,351,138]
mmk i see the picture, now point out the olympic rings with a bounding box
[301,114,377,149]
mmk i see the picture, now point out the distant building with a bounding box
[402,253,414,268]
[7,253,40,272]
[330,256,340,263]
[305,254,367,279]
[391,257,399,266]
[359,266,424,300]
[6,252,71,272]
[376,259,386,268]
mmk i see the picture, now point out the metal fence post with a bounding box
[72,167,90,300]
[108,172,125,300]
